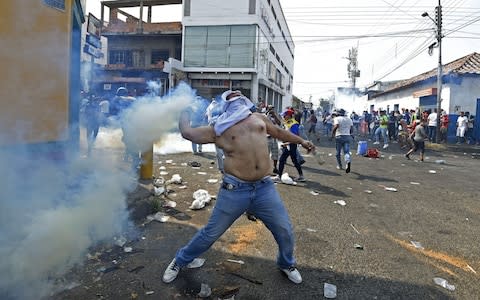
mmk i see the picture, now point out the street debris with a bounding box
[334,200,346,206]
[123,246,133,253]
[433,277,455,291]
[188,161,201,167]
[147,212,170,223]
[207,178,218,183]
[410,241,424,250]
[307,228,317,232]
[190,189,212,210]
[410,182,420,185]
[163,200,177,208]
[384,187,397,192]
[227,259,245,265]
[159,166,166,170]
[350,223,361,234]
[159,171,168,176]
[435,160,446,164]
[165,160,173,164]
[197,283,212,298]
[324,283,337,298]
[364,190,372,194]
[153,186,165,196]
[197,171,207,175]
[310,190,319,196]
[281,173,296,185]
[187,257,206,268]
[154,177,165,186]
[354,243,364,250]
[178,185,188,189]
[145,291,155,295]
[168,174,182,184]
[229,272,262,285]
[428,170,437,174]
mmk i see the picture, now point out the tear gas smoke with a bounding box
[121,82,203,153]
[0,149,135,299]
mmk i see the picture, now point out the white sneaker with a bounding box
[163,258,181,283]
[373,141,380,145]
[281,266,303,284]
[383,144,389,149]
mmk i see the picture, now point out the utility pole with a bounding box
[423,1,442,143]
[346,46,360,109]
[435,0,443,144]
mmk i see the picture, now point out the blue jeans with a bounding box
[375,127,388,144]
[428,126,437,141]
[175,174,296,269]
[278,144,303,177]
[335,135,351,168]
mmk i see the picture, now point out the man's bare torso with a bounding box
[216,114,272,181]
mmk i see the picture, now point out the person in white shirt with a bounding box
[456,111,468,144]
[99,98,110,126]
[427,109,438,142]
[331,109,354,173]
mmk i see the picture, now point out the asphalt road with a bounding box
[54,136,480,300]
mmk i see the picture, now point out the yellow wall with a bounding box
[0,0,73,145]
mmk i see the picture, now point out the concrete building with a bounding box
[95,0,183,97]
[367,52,480,142]
[182,0,294,108]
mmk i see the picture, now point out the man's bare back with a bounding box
[179,111,314,181]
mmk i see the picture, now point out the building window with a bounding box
[184,25,256,68]
[151,50,170,64]
[109,50,144,68]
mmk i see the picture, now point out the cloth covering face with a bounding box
[213,91,254,136]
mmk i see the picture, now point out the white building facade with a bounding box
[181,0,294,109]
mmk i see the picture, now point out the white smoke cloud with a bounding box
[0,149,135,299]
[121,82,200,153]
[0,81,210,299]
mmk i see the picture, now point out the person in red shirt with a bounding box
[440,110,449,143]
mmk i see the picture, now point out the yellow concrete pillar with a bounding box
[140,145,153,180]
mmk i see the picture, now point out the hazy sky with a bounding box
[85,0,480,101]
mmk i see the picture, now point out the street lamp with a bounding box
[422,1,443,143]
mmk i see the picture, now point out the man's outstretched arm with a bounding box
[179,110,216,144]
[259,113,314,152]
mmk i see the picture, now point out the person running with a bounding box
[331,109,353,173]
[162,90,314,285]
[277,109,306,181]
[405,119,428,161]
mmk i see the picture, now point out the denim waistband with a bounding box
[223,173,271,185]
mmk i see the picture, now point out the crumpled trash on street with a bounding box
[410,241,424,250]
[281,173,296,185]
[207,178,218,183]
[190,189,212,210]
[197,283,212,298]
[334,200,346,206]
[167,174,182,184]
[153,186,165,196]
[163,200,177,208]
[433,277,455,291]
[154,177,165,187]
[146,212,170,223]
[324,282,337,298]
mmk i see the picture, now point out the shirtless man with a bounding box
[162,90,314,284]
